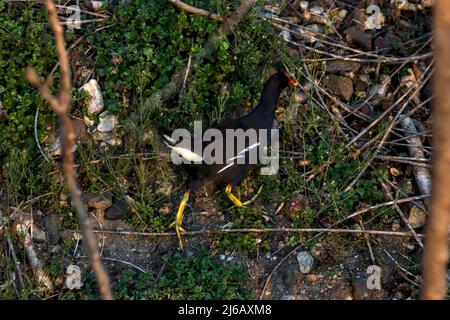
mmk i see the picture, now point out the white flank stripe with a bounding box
[225,141,260,162]
[238,141,260,155]
[217,162,235,174]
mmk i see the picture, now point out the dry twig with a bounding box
[69,227,427,238]
[167,0,224,22]
[381,182,424,248]
[25,0,112,300]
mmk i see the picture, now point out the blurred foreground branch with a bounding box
[421,0,450,300]
[26,0,113,300]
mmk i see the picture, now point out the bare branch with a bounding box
[26,0,113,300]
[70,227,428,238]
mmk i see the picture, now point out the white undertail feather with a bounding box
[164,141,203,162]
[163,134,178,145]
[218,141,260,174]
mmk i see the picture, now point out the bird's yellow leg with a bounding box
[225,184,263,207]
[242,185,263,206]
[225,184,243,207]
[169,191,190,249]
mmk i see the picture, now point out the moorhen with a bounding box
[164,71,297,248]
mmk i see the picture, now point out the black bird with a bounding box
[164,71,297,247]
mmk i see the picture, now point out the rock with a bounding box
[296,251,314,274]
[83,115,95,127]
[285,193,308,222]
[65,264,83,290]
[42,214,63,246]
[32,223,47,242]
[346,27,372,50]
[104,137,122,146]
[91,1,104,11]
[309,6,324,15]
[105,196,131,220]
[408,206,426,228]
[374,31,401,51]
[48,137,62,157]
[398,177,414,195]
[83,192,113,210]
[325,75,354,101]
[394,291,405,300]
[337,9,348,20]
[280,29,291,42]
[299,1,309,11]
[81,79,104,115]
[91,130,114,142]
[295,24,321,43]
[97,111,118,132]
[326,61,361,75]
[306,274,317,282]
[91,130,121,146]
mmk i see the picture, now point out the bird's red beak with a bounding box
[284,72,298,88]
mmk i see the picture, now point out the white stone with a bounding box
[297,251,314,274]
[83,115,95,127]
[32,224,47,242]
[97,111,118,132]
[299,1,309,11]
[81,79,104,115]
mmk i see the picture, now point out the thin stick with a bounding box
[26,0,112,300]
[78,256,146,274]
[375,156,432,168]
[259,245,300,300]
[381,182,424,248]
[34,106,49,161]
[182,41,194,90]
[345,194,430,221]
[1,210,26,291]
[167,0,224,22]
[343,64,434,192]
[66,227,427,238]
[360,221,376,265]
[346,62,434,148]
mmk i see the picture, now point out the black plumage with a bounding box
[164,71,296,247]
